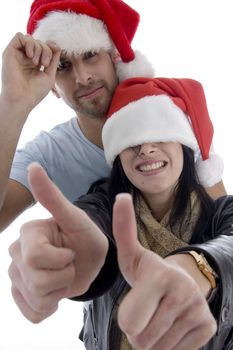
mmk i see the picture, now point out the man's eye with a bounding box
[57,61,70,71]
[83,51,97,60]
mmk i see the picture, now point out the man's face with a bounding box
[53,49,119,118]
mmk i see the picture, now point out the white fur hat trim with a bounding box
[33,11,113,54]
[33,11,155,80]
[116,50,155,81]
[195,153,224,187]
[102,94,198,165]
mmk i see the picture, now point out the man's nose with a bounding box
[73,64,93,85]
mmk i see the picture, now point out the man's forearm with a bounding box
[205,180,227,199]
[0,95,29,208]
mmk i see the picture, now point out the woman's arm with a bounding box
[8,163,111,323]
[165,253,212,298]
[167,196,233,347]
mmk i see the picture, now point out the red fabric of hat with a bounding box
[27,0,139,63]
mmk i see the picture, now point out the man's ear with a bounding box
[111,51,121,64]
[51,86,61,98]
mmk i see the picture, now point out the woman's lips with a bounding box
[136,160,167,175]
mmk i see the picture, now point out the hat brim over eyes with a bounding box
[102,94,198,166]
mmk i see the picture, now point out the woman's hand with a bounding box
[113,193,217,350]
[8,163,108,323]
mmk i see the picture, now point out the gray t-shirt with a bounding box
[10,117,111,202]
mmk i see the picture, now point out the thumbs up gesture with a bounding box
[8,163,108,323]
[112,194,217,350]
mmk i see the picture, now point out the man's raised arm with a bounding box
[0,33,61,232]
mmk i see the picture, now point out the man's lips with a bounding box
[78,86,104,100]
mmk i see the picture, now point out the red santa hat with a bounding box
[27,0,155,81]
[102,77,224,187]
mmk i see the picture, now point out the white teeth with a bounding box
[139,161,164,172]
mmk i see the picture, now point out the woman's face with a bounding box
[119,142,184,201]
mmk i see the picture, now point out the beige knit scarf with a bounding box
[118,191,201,350]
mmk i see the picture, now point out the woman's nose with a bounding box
[139,143,158,156]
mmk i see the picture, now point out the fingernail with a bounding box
[69,251,76,261]
[115,193,132,200]
[43,56,50,67]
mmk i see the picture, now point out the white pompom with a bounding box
[195,153,224,187]
[116,50,155,81]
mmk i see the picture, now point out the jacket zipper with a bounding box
[107,278,127,350]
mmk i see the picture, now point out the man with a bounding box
[0,0,155,232]
[0,0,227,234]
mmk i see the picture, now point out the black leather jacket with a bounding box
[73,181,233,350]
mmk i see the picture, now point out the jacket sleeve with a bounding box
[71,179,118,301]
[170,195,233,340]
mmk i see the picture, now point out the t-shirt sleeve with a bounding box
[10,133,50,190]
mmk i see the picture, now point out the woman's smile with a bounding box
[136,160,167,174]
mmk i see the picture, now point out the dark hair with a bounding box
[108,145,214,241]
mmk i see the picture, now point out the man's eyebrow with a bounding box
[59,51,83,60]
[59,50,69,60]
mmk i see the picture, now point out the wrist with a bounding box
[165,253,212,298]
[0,93,30,123]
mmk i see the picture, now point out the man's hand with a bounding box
[1,32,61,113]
[8,163,108,323]
[113,194,217,350]
[0,34,61,218]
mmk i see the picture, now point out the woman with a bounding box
[73,77,233,350]
[9,77,233,350]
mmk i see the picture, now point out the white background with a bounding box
[0,1,233,349]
